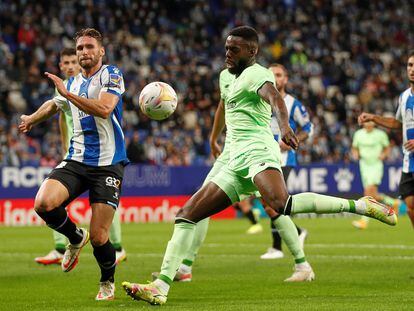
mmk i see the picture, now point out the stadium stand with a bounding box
[1,0,411,166]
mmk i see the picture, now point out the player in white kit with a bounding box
[27,28,128,301]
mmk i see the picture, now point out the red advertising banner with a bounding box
[0,196,236,226]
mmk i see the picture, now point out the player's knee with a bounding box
[176,206,192,220]
[34,195,57,213]
[90,231,108,247]
[266,193,289,214]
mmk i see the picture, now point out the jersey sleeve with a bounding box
[395,94,403,122]
[100,65,125,96]
[352,131,360,148]
[293,100,313,135]
[249,67,275,94]
[52,81,69,109]
[219,70,228,100]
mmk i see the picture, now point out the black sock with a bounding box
[55,248,66,254]
[270,219,282,250]
[36,206,83,244]
[244,210,257,225]
[296,225,302,235]
[93,240,116,282]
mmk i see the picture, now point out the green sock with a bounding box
[53,231,67,252]
[159,222,196,284]
[182,217,210,264]
[273,216,305,263]
[291,192,355,214]
[109,209,122,249]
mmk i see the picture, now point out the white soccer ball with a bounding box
[138,81,178,120]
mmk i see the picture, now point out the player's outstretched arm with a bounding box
[209,99,225,158]
[45,72,118,119]
[258,82,298,150]
[18,99,59,133]
[358,112,402,130]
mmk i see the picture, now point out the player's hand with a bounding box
[404,140,414,152]
[279,140,292,152]
[210,139,222,159]
[18,115,32,133]
[358,112,374,125]
[280,125,299,150]
[45,72,68,97]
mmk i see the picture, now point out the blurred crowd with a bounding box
[0,0,412,167]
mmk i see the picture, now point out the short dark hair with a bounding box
[74,28,103,45]
[228,26,258,44]
[269,63,288,76]
[60,47,76,58]
[409,50,414,58]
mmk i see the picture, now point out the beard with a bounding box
[228,58,249,75]
[79,55,99,69]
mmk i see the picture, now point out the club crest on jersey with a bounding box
[108,74,122,88]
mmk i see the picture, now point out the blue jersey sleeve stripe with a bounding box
[65,77,75,161]
[105,89,122,97]
[301,122,312,133]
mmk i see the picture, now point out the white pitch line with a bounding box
[204,243,414,250]
[2,253,414,261]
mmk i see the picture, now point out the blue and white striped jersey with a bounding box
[395,87,414,173]
[53,64,128,167]
[270,94,313,167]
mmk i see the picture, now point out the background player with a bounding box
[20,48,127,266]
[351,121,401,229]
[261,63,312,259]
[122,26,396,306]
[20,28,128,300]
[358,50,414,228]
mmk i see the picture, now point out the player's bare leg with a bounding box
[91,203,117,301]
[34,179,88,272]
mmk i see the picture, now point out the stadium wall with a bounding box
[0,164,403,226]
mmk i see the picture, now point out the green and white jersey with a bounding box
[54,79,74,157]
[219,64,277,168]
[352,128,389,165]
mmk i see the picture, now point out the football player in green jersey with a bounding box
[351,121,401,229]
[122,26,396,306]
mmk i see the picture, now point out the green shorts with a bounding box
[210,142,282,204]
[203,147,229,186]
[359,161,383,188]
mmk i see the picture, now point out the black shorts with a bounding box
[282,166,293,183]
[47,160,124,209]
[399,172,414,199]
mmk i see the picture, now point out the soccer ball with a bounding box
[139,81,178,120]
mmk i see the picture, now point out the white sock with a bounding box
[179,263,192,274]
[153,279,170,295]
[355,199,367,215]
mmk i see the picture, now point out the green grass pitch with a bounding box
[1,216,414,310]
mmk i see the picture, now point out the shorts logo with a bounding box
[105,176,121,189]
[56,161,67,169]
